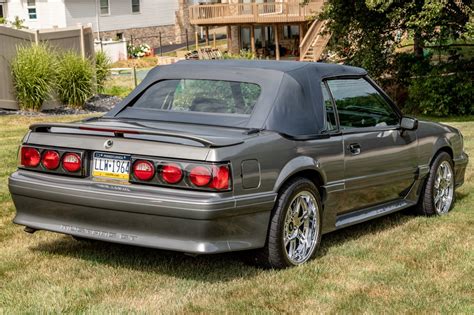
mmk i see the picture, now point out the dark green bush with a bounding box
[95,51,111,93]
[56,52,94,107]
[407,67,473,116]
[10,44,57,111]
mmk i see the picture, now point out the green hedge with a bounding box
[407,71,473,116]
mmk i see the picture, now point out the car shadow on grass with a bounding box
[29,209,422,281]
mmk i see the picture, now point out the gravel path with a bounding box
[0,95,122,116]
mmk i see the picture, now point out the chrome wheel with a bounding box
[283,191,319,265]
[433,160,454,214]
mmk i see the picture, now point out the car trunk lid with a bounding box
[26,118,250,161]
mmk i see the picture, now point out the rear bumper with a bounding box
[9,171,276,253]
[454,152,469,188]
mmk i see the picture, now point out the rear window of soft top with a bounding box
[132,79,261,116]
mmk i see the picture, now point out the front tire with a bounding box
[417,152,455,216]
[253,177,322,269]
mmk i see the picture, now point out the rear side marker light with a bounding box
[42,150,60,170]
[189,166,212,187]
[133,160,155,181]
[161,163,183,184]
[62,153,82,172]
[21,147,41,167]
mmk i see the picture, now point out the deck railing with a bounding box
[189,1,325,25]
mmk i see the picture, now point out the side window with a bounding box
[321,82,337,132]
[132,0,140,13]
[326,78,399,129]
[100,0,110,15]
[27,0,37,20]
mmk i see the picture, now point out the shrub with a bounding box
[10,44,57,111]
[407,67,473,116]
[127,43,151,58]
[223,49,255,60]
[56,52,94,108]
[95,51,111,93]
[10,16,26,29]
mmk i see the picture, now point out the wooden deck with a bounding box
[189,1,325,26]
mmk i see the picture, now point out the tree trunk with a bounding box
[413,30,424,60]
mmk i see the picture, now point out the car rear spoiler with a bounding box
[29,123,244,148]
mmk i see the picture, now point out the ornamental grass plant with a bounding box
[10,44,57,111]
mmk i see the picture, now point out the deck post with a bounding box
[195,31,199,50]
[262,26,267,49]
[227,25,231,53]
[79,25,85,60]
[250,25,256,55]
[299,23,304,58]
[34,29,40,45]
[205,26,209,46]
[299,23,304,43]
[213,31,216,48]
[274,24,280,60]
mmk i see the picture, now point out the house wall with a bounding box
[64,0,179,33]
[4,0,195,50]
[65,0,193,47]
[5,0,67,29]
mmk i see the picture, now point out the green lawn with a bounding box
[0,115,472,313]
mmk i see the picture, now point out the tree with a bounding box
[320,0,472,79]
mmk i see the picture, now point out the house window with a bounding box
[100,0,110,15]
[132,0,140,13]
[27,0,37,20]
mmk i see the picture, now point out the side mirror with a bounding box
[400,117,418,131]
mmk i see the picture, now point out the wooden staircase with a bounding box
[299,19,331,62]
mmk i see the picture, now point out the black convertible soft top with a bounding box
[106,60,367,136]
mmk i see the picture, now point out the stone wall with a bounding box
[100,0,196,50]
[175,0,195,43]
[100,24,177,50]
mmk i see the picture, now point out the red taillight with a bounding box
[62,153,82,172]
[133,160,155,181]
[210,166,230,190]
[21,147,41,167]
[189,166,212,187]
[160,163,183,184]
[42,150,60,170]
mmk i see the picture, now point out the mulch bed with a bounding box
[0,95,122,116]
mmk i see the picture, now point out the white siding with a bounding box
[64,0,179,32]
[5,0,67,29]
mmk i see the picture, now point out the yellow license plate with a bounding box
[92,152,131,181]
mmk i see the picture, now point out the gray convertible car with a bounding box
[9,60,468,268]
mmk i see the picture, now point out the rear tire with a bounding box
[252,177,322,269]
[416,152,455,216]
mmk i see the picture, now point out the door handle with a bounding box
[348,143,361,155]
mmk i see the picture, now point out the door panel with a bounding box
[341,128,418,213]
[325,77,419,214]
